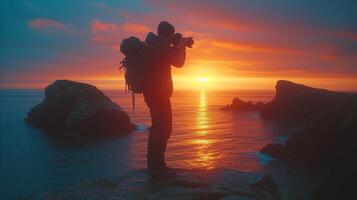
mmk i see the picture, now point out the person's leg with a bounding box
[147,125,167,170]
[146,97,172,172]
[147,102,160,170]
[162,97,172,139]
[147,130,167,170]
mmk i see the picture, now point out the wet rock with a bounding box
[249,175,280,200]
[221,97,265,111]
[257,80,357,165]
[262,91,357,166]
[260,143,285,160]
[31,169,294,200]
[258,80,357,199]
[25,80,132,135]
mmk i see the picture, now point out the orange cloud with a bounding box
[121,22,151,34]
[210,40,302,55]
[91,19,118,33]
[29,18,64,29]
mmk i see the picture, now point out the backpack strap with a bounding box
[132,91,135,110]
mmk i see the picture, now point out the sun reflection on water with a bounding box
[188,90,220,169]
[196,90,209,135]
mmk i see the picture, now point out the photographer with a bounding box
[144,21,193,179]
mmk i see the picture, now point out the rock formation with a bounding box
[257,80,357,199]
[259,80,357,165]
[261,80,354,119]
[25,80,132,135]
[223,80,357,198]
[221,97,265,111]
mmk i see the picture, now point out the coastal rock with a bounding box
[223,80,353,119]
[25,80,132,135]
[221,97,265,111]
[260,81,357,166]
[260,143,285,160]
[257,81,357,199]
[261,80,353,119]
[249,175,281,199]
[282,98,356,164]
[276,99,357,199]
[223,80,357,166]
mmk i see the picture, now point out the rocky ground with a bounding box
[30,168,299,200]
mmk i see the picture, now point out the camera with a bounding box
[145,32,194,48]
[172,33,194,48]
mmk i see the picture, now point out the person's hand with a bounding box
[171,33,182,47]
[179,39,187,48]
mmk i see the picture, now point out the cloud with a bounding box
[2,0,357,90]
[210,40,302,55]
[89,20,151,49]
[28,18,64,30]
[122,22,151,34]
[90,19,118,33]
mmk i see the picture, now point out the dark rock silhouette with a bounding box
[256,80,357,199]
[259,80,357,165]
[25,80,132,135]
[260,143,285,160]
[224,80,357,198]
[249,175,281,199]
[221,97,265,111]
[261,80,354,119]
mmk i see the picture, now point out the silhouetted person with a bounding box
[144,21,188,178]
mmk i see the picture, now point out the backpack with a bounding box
[120,36,150,94]
[119,36,151,110]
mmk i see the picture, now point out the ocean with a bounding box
[0,89,316,199]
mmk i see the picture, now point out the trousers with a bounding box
[144,95,172,170]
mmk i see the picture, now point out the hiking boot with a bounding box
[148,167,177,180]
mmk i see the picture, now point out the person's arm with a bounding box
[170,41,186,68]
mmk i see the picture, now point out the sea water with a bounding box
[0,89,316,199]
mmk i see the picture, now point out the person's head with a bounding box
[157,21,175,40]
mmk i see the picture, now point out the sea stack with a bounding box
[25,80,132,135]
[260,80,357,166]
[259,80,357,199]
[260,80,354,119]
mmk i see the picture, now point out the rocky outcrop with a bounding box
[25,80,132,135]
[257,80,357,199]
[263,95,357,199]
[261,80,354,119]
[259,81,357,165]
[221,97,265,111]
[223,80,353,119]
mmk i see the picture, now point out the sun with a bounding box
[196,77,209,83]
[194,77,210,90]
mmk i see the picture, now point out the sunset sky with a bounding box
[0,0,356,90]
